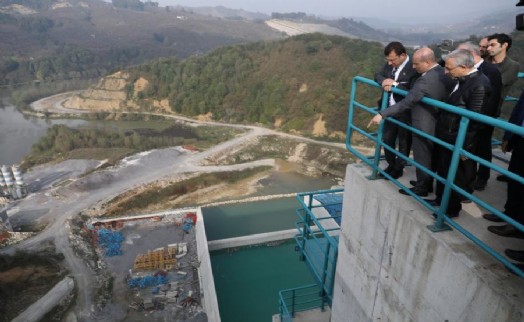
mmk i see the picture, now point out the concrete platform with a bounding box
[330,162,524,322]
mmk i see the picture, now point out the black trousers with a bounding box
[435,145,477,215]
[382,111,412,171]
[475,125,495,181]
[505,136,524,224]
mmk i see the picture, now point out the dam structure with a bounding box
[274,75,524,322]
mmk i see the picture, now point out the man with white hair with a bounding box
[433,49,492,218]
[457,41,502,191]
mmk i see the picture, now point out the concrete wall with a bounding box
[208,229,297,251]
[12,277,74,322]
[330,164,524,322]
[195,208,221,322]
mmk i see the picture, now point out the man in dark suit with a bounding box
[457,42,502,191]
[374,42,418,179]
[486,90,524,240]
[369,47,454,196]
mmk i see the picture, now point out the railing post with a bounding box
[299,193,313,260]
[321,242,331,300]
[368,90,390,180]
[291,289,296,318]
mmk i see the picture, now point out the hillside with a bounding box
[0,0,283,86]
[63,33,385,138]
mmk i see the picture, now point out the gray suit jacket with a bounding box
[380,65,454,135]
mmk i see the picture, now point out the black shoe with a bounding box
[389,168,403,179]
[505,249,524,263]
[409,180,433,193]
[487,224,524,239]
[432,212,459,219]
[376,165,394,179]
[399,187,428,197]
[497,174,509,182]
[473,179,487,191]
[424,198,441,207]
[482,213,504,223]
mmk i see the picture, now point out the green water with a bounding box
[202,172,337,241]
[211,241,314,322]
[202,197,299,241]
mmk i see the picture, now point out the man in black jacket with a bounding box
[434,49,492,217]
[486,90,524,240]
[457,42,502,191]
[374,42,418,179]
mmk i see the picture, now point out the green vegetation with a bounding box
[129,33,384,135]
[104,166,272,216]
[21,119,244,169]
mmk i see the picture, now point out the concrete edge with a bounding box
[195,208,221,322]
[12,276,75,322]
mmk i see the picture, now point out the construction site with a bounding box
[85,210,211,322]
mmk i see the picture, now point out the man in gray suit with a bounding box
[369,47,455,196]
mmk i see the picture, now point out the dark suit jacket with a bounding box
[503,89,524,150]
[478,60,503,117]
[380,65,454,135]
[374,57,418,106]
[437,71,491,152]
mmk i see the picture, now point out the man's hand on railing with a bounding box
[381,78,395,92]
[367,114,383,128]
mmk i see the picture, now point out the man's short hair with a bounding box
[487,33,513,51]
[458,41,480,56]
[384,41,407,56]
[444,49,475,68]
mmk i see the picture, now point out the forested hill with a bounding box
[125,33,384,138]
[0,0,282,86]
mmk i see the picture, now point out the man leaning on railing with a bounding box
[484,89,524,270]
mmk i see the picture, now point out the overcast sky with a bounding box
[157,0,519,22]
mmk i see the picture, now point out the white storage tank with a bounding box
[11,165,24,187]
[0,171,5,188]
[1,165,13,187]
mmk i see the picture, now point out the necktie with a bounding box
[390,67,397,80]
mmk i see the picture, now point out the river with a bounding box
[0,100,86,165]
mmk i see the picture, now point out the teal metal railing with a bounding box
[278,284,328,321]
[346,75,524,278]
[293,189,342,307]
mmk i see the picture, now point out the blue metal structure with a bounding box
[278,284,328,321]
[346,75,524,278]
[279,189,343,320]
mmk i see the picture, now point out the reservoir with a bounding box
[0,101,86,165]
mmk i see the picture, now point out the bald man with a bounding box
[369,47,455,196]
